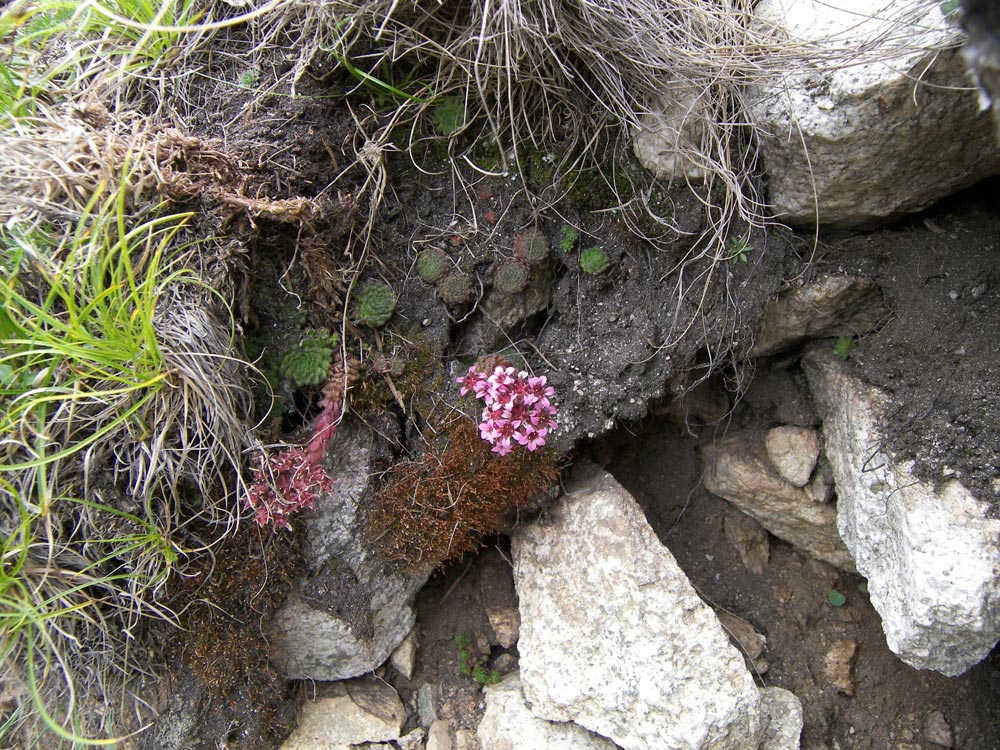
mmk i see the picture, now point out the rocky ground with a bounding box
[122,10,1000,750]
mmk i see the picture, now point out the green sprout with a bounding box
[834,336,856,361]
[558,224,579,254]
[513,229,549,266]
[493,260,529,295]
[726,238,751,264]
[239,67,260,88]
[827,589,847,607]
[279,329,339,387]
[454,631,500,685]
[437,270,474,306]
[416,247,450,284]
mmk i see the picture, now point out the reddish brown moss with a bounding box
[364,420,560,570]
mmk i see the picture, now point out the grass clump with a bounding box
[0,167,253,744]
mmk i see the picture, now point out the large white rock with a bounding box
[747,0,1000,227]
[803,348,1000,675]
[512,462,762,750]
[268,420,430,679]
[478,674,622,750]
[281,679,406,750]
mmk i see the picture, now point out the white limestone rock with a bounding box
[803,348,1000,675]
[512,462,762,750]
[268,420,431,680]
[759,688,803,750]
[633,87,711,182]
[765,426,821,487]
[390,627,417,680]
[280,679,406,750]
[747,0,1000,228]
[478,674,622,750]
[703,435,855,571]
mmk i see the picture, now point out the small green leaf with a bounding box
[940,0,960,19]
[827,589,847,607]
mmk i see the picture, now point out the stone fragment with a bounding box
[280,679,405,750]
[426,720,454,750]
[478,551,520,649]
[471,263,553,351]
[513,462,762,750]
[654,376,731,427]
[268,421,431,680]
[962,0,1000,139]
[397,728,426,750]
[923,710,953,748]
[765,426,821,487]
[759,687,804,750]
[478,674,621,750]
[723,509,770,575]
[390,627,417,679]
[746,0,1000,228]
[454,729,480,750]
[752,276,887,357]
[703,435,855,570]
[804,348,1000,675]
[806,457,835,504]
[823,640,857,696]
[417,683,439,727]
[633,86,711,182]
[717,610,768,676]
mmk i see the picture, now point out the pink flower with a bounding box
[457,363,559,455]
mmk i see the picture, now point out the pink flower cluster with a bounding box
[457,365,558,456]
[245,447,333,531]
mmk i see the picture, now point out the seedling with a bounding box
[834,336,856,361]
[454,631,500,685]
[726,238,751,264]
[558,224,579,254]
[239,67,260,88]
[827,589,847,607]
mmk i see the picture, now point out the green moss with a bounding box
[580,246,610,275]
[416,248,449,284]
[356,279,397,328]
[434,96,466,136]
[493,260,529,294]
